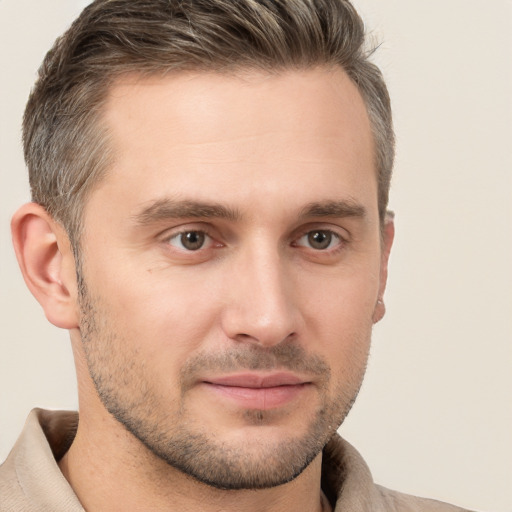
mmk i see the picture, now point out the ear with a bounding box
[372,213,395,324]
[11,203,80,329]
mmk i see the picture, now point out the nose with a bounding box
[220,245,301,347]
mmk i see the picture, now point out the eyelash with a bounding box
[293,229,343,252]
[163,227,346,255]
[165,228,218,252]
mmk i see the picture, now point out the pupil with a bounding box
[182,231,205,250]
[308,231,331,250]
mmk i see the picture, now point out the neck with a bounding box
[59,409,327,512]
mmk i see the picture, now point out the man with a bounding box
[0,0,475,510]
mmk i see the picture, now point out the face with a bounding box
[75,68,391,489]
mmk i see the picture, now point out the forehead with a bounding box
[103,67,372,155]
[92,67,376,221]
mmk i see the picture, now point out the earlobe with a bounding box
[372,214,395,324]
[11,203,80,330]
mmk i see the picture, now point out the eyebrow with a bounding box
[299,199,366,220]
[133,197,366,227]
[133,198,241,225]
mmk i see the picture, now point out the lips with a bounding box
[205,372,306,388]
[201,372,311,410]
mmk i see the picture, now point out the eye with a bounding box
[168,230,209,251]
[295,230,341,250]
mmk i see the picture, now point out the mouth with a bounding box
[201,372,312,410]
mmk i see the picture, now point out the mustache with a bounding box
[180,342,330,387]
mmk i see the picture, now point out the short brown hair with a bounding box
[23,0,394,249]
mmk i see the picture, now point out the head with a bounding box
[23,0,394,252]
[14,0,395,492]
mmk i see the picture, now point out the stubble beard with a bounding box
[77,280,369,490]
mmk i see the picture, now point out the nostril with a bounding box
[232,330,297,347]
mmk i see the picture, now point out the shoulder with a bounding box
[322,434,477,512]
[375,484,475,512]
[0,409,83,512]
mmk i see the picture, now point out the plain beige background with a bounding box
[1,1,511,510]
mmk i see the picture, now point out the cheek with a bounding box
[84,259,224,367]
[299,262,381,327]
[296,263,378,369]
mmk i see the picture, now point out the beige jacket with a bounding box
[0,409,474,511]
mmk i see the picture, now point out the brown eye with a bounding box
[169,231,207,251]
[181,231,205,250]
[307,231,332,250]
[295,230,340,251]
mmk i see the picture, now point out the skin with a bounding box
[12,67,393,512]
